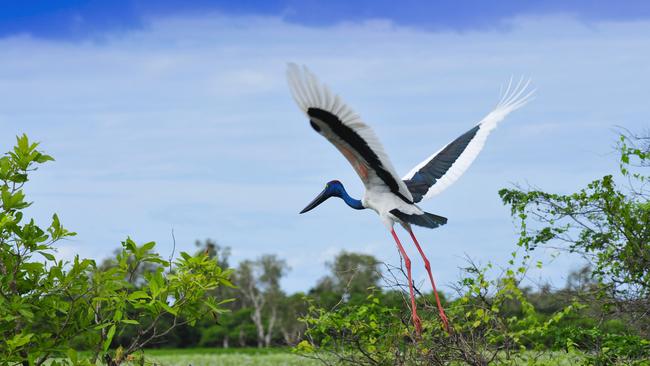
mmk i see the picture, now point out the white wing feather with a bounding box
[287,63,414,202]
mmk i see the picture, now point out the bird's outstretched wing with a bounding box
[402,78,534,203]
[287,63,414,204]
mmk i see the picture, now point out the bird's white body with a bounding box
[363,188,424,229]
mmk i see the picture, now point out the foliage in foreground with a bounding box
[297,255,650,365]
[500,133,650,337]
[0,135,234,365]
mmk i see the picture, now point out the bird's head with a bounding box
[300,180,345,214]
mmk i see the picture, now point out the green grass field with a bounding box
[125,348,318,366]
[141,354,314,366]
[112,348,589,366]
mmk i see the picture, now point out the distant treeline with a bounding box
[96,240,643,350]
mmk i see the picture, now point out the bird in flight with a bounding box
[287,63,533,335]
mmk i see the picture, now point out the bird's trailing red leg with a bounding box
[390,228,422,336]
[407,228,450,333]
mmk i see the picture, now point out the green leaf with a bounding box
[38,251,56,261]
[113,309,123,322]
[34,153,54,163]
[1,188,29,210]
[128,291,151,301]
[93,323,112,330]
[103,324,116,352]
[159,301,178,316]
[141,241,156,252]
[6,333,33,350]
[217,298,235,305]
[66,348,78,363]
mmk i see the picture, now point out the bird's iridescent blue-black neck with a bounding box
[331,181,364,210]
[299,180,364,214]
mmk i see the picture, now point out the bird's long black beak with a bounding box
[300,188,330,214]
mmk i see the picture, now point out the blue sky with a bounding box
[4,0,650,39]
[1,1,649,293]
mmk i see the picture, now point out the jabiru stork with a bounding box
[287,64,533,334]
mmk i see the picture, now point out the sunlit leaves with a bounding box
[48,214,76,241]
[0,136,234,365]
[297,289,421,364]
[10,134,54,170]
[499,133,650,302]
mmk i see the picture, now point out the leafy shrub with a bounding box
[499,133,650,336]
[0,135,234,365]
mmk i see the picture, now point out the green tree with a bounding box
[0,135,83,365]
[499,133,650,336]
[310,251,381,307]
[278,292,309,345]
[194,239,241,348]
[235,254,289,347]
[0,135,234,365]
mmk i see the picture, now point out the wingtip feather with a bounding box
[496,76,535,112]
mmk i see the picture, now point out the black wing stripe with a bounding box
[390,209,448,229]
[403,125,480,203]
[308,107,413,204]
